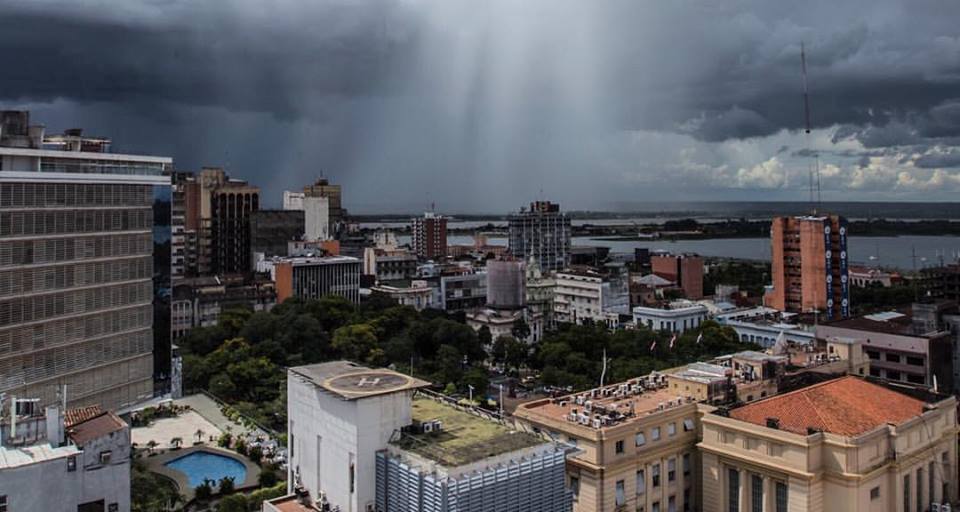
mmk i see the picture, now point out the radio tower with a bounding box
[801,42,821,214]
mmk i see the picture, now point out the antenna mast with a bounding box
[801,42,821,214]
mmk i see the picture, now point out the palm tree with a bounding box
[194,428,205,444]
[170,437,183,450]
[145,440,158,455]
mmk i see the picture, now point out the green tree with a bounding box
[332,323,379,363]
[477,326,493,348]
[511,318,531,341]
[217,494,248,512]
[461,368,490,400]
[218,476,236,494]
[435,344,464,385]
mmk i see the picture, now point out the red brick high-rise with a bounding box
[651,253,704,299]
[411,212,447,260]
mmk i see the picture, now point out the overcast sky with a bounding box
[2,0,959,212]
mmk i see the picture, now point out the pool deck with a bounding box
[145,446,260,501]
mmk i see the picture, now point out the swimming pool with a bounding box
[164,450,247,488]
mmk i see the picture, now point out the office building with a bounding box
[271,361,571,512]
[0,403,132,512]
[651,253,704,300]
[516,373,704,512]
[554,269,619,327]
[816,310,954,391]
[633,300,709,333]
[265,255,361,304]
[0,111,171,411]
[249,209,305,260]
[699,376,957,512]
[440,271,487,311]
[766,215,850,320]
[508,200,571,272]
[199,167,260,275]
[362,247,418,283]
[411,211,448,260]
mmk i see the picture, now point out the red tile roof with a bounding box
[64,405,104,428]
[729,376,927,437]
[66,411,127,445]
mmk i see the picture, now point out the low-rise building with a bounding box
[633,300,709,333]
[0,404,131,512]
[171,275,276,339]
[554,269,619,327]
[848,265,895,287]
[817,311,954,391]
[370,280,435,310]
[440,271,487,311]
[260,255,362,304]
[362,248,418,282]
[466,308,544,344]
[699,376,958,512]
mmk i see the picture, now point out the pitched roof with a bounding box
[66,411,127,445]
[64,405,104,428]
[728,376,927,437]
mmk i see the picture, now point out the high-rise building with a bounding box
[0,111,171,410]
[651,252,704,299]
[302,177,344,228]
[201,168,260,275]
[171,171,201,281]
[411,211,447,260]
[766,215,850,320]
[508,200,571,272]
[249,209,305,260]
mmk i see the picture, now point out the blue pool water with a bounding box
[164,451,247,488]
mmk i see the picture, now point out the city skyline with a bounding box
[1,0,959,212]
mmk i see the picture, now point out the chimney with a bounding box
[765,417,780,430]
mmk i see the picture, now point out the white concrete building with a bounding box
[284,362,430,512]
[370,281,435,311]
[282,191,305,210]
[303,196,331,241]
[633,300,708,333]
[554,270,611,326]
[0,404,131,512]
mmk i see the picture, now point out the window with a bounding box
[684,488,691,512]
[886,353,900,363]
[616,480,626,506]
[637,469,646,494]
[349,462,355,494]
[0,495,6,512]
[768,443,783,457]
[775,481,788,512]
[653,463,661,487]
[99,451,112,465]
[652,502,660,512]
[886,370,901,381]
[683,419,695,432]
[869,367,881,377]
[109,504,119,512]
[907,356,924,366]
[870,487,880,500]
[67,455,77,472]
[570,476,580,499]
[668,423,677,436]
[652,426,661,441]
[616,440,625,454]
[668,495,676,512]
[728,469,740,512]
[917,468,923,512]
[930,461,936,507]
[751,474,763,512]
[943,452,951,501]
[907,374,925,384]
[568,437,578,447]
[668,458,677,482]
[683,453,691,476]
[636,432,647,446]
[904,475,910,512]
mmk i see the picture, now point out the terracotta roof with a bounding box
[67,411,127,445]
[728,376,927,437]
[64,405,104,428]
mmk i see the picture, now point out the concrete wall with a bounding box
[304,196,330,241]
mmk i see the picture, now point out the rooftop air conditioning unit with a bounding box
[423,422,435,434]
[592,418,602,429]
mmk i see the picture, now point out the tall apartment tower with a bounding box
[196,167,259,275]
[411,212,447,260]
[651,253,704,299]
[172,171,201,281]
[767,214,850,320]
[508,200,571,272]
[0,111,172,410]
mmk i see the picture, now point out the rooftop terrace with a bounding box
[390,396,544,467]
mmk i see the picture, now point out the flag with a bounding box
[669,335,677,349]
[696,332,703,344]
[650,340,657,352]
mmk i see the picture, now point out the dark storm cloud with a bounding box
[1,0,959,209]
